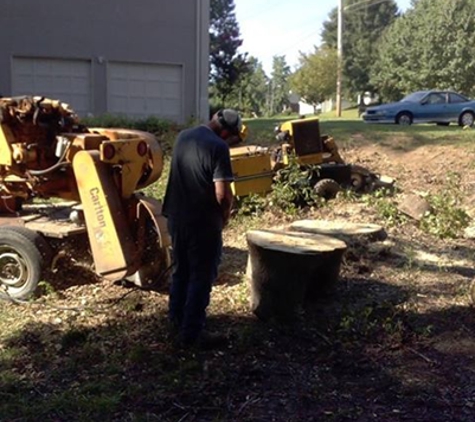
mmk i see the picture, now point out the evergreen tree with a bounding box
[209,0,249,107]
[371,0,475,101]
[233,57,268,117]
[321,0,399,98]
[268,56,291,116]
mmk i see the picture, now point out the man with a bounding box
[162,109,245,348]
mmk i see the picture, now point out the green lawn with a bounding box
[244,109,475,150]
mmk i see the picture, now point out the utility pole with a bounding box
[336,0,343,117]
[336,0,390,117]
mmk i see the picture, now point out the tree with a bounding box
[209,0,249,107]
[268,56,291,116]
[321,0,399,98]
[233,57,268,117]
[290,47,338,106]
[371,0,475,101]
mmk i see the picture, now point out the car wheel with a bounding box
[396,112,412,126]
[459,111,475,127]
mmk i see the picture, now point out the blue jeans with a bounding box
[167,219,222,341]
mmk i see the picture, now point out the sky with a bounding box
[234,0,413,75]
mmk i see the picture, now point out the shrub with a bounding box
[269,155,323,213]
[419,173,470,239]
[81,114,175,136]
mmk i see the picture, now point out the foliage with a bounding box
[321,0,399,99]
[290,47,338,106]
[228,56,269,117]
[234,193,267,217]
[268,56,292,116]
[269,155,323,213]
[363,188,407,226]
[371,0,475,101]
[420,173,470,239]
[80,114,175,136]
[209,0,250,105]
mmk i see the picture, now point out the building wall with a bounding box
[0,0,209,121]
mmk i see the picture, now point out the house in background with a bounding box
[0,0,210,122]
[288,92,317,116]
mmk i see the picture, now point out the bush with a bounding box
[419,173,470,239]
[269,155,323,213]
[81,114,175,136]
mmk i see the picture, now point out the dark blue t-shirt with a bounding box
[162,125,234,228]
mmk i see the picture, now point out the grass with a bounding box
[244,108,475,151]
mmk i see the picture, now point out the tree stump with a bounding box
[246,229,347,321]
[289,219,387,244]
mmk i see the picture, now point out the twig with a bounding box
[407,347,437,364]
[314,329,332,345]
[237,397,261,416]
[176,412,191,422]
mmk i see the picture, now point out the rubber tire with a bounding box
[314,178,341,200]
[0,227,51,300]
[350,165,372,193]
[459,111,475,127]
[396,112,412,126]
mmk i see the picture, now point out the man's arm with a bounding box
[215,180,234,226]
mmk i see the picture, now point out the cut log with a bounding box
[246,229,347,321]
[289,219,387,243]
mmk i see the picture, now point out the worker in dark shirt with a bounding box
[162,109,246,348]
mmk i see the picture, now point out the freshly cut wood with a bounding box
[289,219,387,243]
[246,229,347,321]
[398,194,431,221]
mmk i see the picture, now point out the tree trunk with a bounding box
[246,229,347,322]
[289,219,387,244]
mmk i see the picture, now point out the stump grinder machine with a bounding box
[230,116,394,198]
[0,96,170,300]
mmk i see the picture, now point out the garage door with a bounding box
[12,57,92,116]
[107,62,183,121]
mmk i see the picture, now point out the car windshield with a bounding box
[400,92,428,103]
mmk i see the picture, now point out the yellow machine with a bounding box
[0,96,170,299]
[230,116,393,198]
[276,116,344,167]
[230,145,274,196]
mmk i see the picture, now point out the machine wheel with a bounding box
[314,179,341,200]
[0,227,51,300]
[350,165,372,193]
[396,112,413,126]
[126,213,172,292]
[459,111,475,127]
[350,172,366,192]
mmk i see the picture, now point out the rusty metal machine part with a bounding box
[0,96,169,299]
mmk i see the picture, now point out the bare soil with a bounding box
[1,141,475,421]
